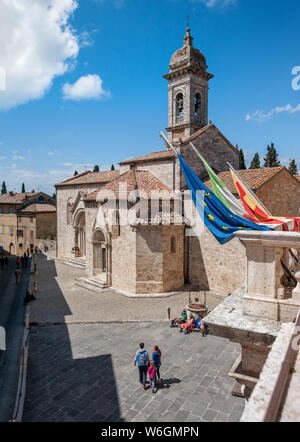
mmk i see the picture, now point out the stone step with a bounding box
[75,276,108,292]
[56,258,86,270]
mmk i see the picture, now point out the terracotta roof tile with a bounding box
[20,203,56,213]
[295,174,300,182]
[203,167,286,194]
[86,169,175,201]
[119,150,175,165]
[56,170,120,187]
[0,191,40,204]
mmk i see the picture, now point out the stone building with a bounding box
[55,27,299,297]
[55,26,241,294]
[0,191,56,255]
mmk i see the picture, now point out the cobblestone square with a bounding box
[23,322,244,422]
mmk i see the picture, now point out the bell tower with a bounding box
[163,25,214,143]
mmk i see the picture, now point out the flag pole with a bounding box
[227,162,272,216]
[159,131,179,158]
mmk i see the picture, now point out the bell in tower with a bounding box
[163,25,214,143]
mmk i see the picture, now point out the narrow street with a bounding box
[0,257,30,421]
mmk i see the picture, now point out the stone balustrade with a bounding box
[234,230,300,323]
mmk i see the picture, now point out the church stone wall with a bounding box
[256,170,300,218]
[188,226,246,296]
[180,127,239,190]
[56,186,79,259]
[162,225,185,292]
[135,225,185,294]
[111,225,137,293]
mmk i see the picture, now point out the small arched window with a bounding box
[195,93,201,117]
[176,93,184,121]
[171,236,176,254]
[66,199,73,225]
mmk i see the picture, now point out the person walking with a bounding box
[152,345,162,386]
[148,361,157,393]
[15,268,21,285]
[16,256,20,269]
[24,289,31,305]
[134,343,150,390]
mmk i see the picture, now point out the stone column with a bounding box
[292,249,300,302]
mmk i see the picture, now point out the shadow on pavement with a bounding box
[23,253,122,422]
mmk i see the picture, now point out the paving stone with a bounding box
[202,408,218,422]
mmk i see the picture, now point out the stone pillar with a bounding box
[292,249,300,302]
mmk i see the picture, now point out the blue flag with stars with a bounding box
[177,153,272,244]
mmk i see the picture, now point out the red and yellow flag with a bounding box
[230,168,299,232]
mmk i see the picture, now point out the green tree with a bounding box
[288,159,298,175]
[74,170,78,176]
[1,181,7,194]
[52,193,56,200]
[249,153,261,169]
[264,143,281,167]
[111,164,115,171]
[93,165,100,172]
[239,149,246,170]
[21,183,25,193]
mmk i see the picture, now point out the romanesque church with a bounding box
[56,27,300,295]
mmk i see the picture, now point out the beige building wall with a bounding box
[17,215,36,254]
[256,170,300,218]
[36,212,56,239]
[187,225,246,296]
[111,225,137,293]
[0,206,18,255]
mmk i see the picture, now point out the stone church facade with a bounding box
[56,27,299,296]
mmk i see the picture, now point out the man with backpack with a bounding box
[134,343,150,389]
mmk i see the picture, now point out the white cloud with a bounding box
[190,0,236,7]
[246,104,300,123]
[12,154,25,160]
[0,0,79,110]
[62,74,110,101]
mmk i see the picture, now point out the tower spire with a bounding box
[184,15,193,46]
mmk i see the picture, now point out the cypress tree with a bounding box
[21,183,25,193]
[1,181,7,194]
[249,153,261,169]
[74,170,78,176]
[111,164,115,171]
[264,143,281,167]
[93,165,100,172]
[239,149,246,170]
[288,159,298,175]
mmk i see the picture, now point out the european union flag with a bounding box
[178,153,272,244]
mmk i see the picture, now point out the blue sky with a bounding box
[0,0,299,194]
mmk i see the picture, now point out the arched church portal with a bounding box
[74,211,86,257]
[93,229,108,276]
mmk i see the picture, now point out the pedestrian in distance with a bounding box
[15,268,21,285]
[148,361,157,393]
[134,343,150,390]
[24,289,31,305]
[152,345,162,386]
[16,256,20,269]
